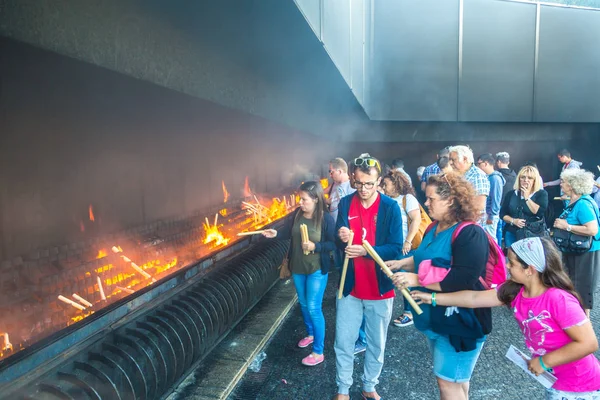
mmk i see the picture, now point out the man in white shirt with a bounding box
[327,158,356,222]
[449,145,490,224]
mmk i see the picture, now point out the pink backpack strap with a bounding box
[450,221,476,243]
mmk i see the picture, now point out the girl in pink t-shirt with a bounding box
[408,237,600,399]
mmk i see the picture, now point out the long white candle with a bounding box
[58,295,86,311]
[96,276,106,301]
[111,246,155,282]
[236,230,266,236]
[72,293,93,308]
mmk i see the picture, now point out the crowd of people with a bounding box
[262,147,600,400]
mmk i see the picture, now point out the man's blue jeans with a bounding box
[293,270,329,354]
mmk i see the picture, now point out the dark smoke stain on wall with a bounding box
[0,38,331,259]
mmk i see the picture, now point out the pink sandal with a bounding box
[297,336,314,348]
[301,353,324,366]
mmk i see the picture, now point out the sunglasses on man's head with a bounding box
[354,157,381,173]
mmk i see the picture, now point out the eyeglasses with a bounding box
[329,169,337,174]
[354,157,381,173]
[354,181,377,189]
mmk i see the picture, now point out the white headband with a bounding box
[510,237,546,272]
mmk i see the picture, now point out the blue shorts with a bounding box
[422,330,486,383]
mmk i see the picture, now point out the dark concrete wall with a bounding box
[0,38,332,259]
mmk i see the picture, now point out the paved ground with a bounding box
[229,269,600,400]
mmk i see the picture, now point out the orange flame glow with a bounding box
[243,197,292,229]
[244,176,252,197]
[320,178,329,190]
[70,312,93,324]
[97,249,107,259]
[203,216,230,247]
[222,181,230,203]
[1,333,12,353]
[267,198,288,221]
[88,205,95,222]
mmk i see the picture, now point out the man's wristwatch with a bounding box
[567,225,572,232]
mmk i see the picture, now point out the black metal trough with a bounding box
[0,236,289,400]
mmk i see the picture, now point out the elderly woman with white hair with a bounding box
[553,169,600,317]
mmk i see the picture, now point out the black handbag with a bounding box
[515,198,548,241]
[551,198,598,254]
[551,227,592,254]
[516,219,548,241]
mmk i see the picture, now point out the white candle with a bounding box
[72,293,93,308]
[58,295,86,311]
[96,276,106,301]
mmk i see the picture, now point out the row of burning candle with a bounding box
[56,245,153,312]
[58,210,246,314]
[242,195,296,226]
[2,194,297,360]
[59,197,288,314]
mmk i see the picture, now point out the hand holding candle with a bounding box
[362,240,423,315]
[338,230,354,299]
[300,224,309,255]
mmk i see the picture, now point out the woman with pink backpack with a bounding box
[386,173,498,400]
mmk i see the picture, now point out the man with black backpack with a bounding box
[477,153,506,245]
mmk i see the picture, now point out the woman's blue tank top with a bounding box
[412,223,459,332]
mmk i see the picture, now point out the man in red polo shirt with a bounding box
[333,155,403,400]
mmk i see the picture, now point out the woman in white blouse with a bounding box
[381,170,422,327]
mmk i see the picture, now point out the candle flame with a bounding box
[203,217,230,247]
[222,181,230,203]
[243,176,252,197]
